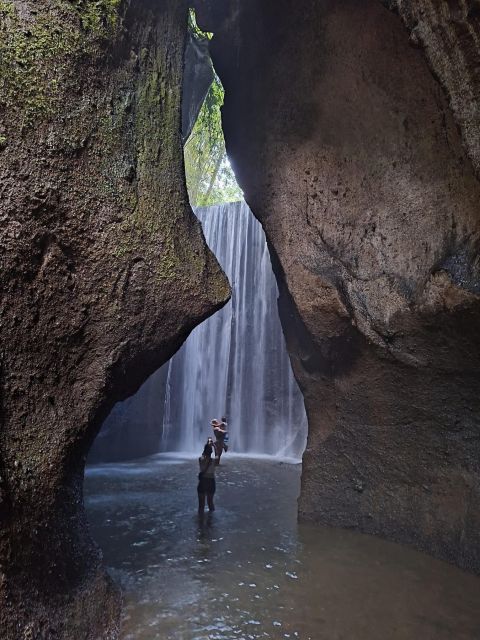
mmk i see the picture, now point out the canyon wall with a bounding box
[0,1,229,637]
[385,0,480,177]
[196,0,480,572]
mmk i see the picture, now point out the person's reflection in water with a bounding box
[196,511,214,540]
[194,510,215,574]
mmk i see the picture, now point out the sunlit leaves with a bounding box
[184,12,242,206]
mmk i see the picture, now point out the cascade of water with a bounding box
[159,201,307,459]
[91,201,307,462]
[160,361,173,445]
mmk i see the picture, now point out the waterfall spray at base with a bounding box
[92,201,307,462]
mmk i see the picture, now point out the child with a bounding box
[211,418,228,464]
[221,416,229,451]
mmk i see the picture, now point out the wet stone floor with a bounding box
[85,455,480,640]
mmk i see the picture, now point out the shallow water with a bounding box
[85,455,480,640]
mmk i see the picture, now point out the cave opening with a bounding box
[83,9,315,636]
[81,7,480,640]
[88,9,308,464]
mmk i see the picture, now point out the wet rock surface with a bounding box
[196,0,480,572]
[383,0,480,177]
[0,2,229,638]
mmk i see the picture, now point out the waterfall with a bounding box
[160,201,306,458]
[90,201,307,463]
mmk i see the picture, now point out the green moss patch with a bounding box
[69,0,122,35]
[0,0,123,129]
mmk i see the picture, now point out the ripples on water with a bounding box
[85,455,480,640]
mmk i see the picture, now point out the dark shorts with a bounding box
[197,477,216,495]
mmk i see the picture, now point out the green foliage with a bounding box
[184,77,242,206]
[184,9,241,206]
[188,8,212,41]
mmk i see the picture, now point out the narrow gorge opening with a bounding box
[88,11,308,464]
[84,14,312,636]
[89,198,308,462]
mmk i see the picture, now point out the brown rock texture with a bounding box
[197,0,480,572]
[0,1,229,638]
[383,0,480,176]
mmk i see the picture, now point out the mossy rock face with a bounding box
[70,0,123,33]
[0,0,124,128]
[0,1,229,638]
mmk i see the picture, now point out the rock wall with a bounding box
[196,0,480,572]
[0,1,229,638]
[384,0,480,177]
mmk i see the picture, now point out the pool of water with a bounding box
[85,454,480,640]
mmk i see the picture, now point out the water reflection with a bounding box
[85,455,480,640]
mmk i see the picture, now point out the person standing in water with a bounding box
[197,443,216,513]
[211,418,227,465]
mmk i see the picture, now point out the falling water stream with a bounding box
[92,201,307,462]
[160,202,306,457]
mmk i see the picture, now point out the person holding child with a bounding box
[211,417,228,465]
